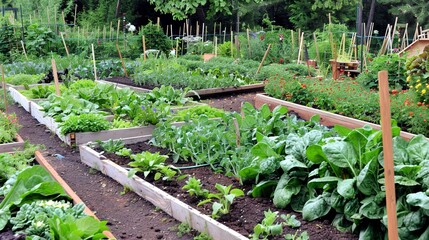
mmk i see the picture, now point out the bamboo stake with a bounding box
[176,39,179,58]
[157,17,160,27]
[223,28,226,43]
[91,44,98,80]
[378,70,399,240]
[116,19,120,42]
[413,23,419,41]
[20,40,28,60]
[297,32,304,64]
[77,26,80,46]
[103,25,106,41]
[313,32,320,63]
[73,4,77,26]
[170,24,173,39]
[51,59,61,96]
[116,43,128,77]
[256,44,271,74]
[62,11,66,32]
[142,35,146,62]
[230,31,234,57]
[214,22,217,39]
[219,22,222,38]
[247,28,251,58]
[196,21,199,36]
[202,23,205,40]
[291,30,295,55]
[110,22,113,40]
[366,22,374,52]
[1,65,7,113]
[60,32,69,56]
[391,17,398,51]
[214,36,218,56]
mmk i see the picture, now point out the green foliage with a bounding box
[25,23,55,56]
[194,233,212,240]
[97,139,125,154]
[59,113,110,135]
[0,165,69,231]
[198,183,244,219]
[280,214,301,228]
[144,85,192,106]
[285,230,309,240]
[115,148,132,157]
[0,146,36,184]
[182,177,209,198]
[357,54,407,90]
[39,94,105,122]
[406,46,429,103]
[251,210,283,240]
[147,0,263,20]
[128,151,178,181]
[4,74,44,86]
[0,113,20,144]
[0,23,18,60]
[141,22,172,57]
[170,105,225,122]
[48,215,109,239]
[176,222,192,237]
[10,200,86,238]
[217,41,238,58]
[20,85,67,99]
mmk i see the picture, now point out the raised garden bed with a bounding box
[0,134,25,153]
[0,150,115,239]
[98,78,265,98]
[79,135,247,240]
[255,93,418,140]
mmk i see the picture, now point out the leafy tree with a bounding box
[378,0,429,28]
[147,0,265,20]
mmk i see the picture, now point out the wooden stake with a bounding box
[170,24,173,39]
[60,32,69,56]
[54,10,58,33]
[214,36,218,56]
[256,44,271,74]
[142,35,146,62]
[391,17,398,51]
[214,22,217,39]
[176,39,179,58]
[116,43,128,77]
[110,22,113,40]
[219,22,221,37]
[74,4,77,26]
[247,28,251,58]
[157,17,160,28]
[51,59,61,96]
[223,28,226,43]
[233,118,240,147]
[62,11,66,32]
[291,30,295,55]
[313,32,320,62]
[413,23,419,41]
[103,25,106,41]
[196,21,199,36]
[20,40,28,60]
[378,70,399,240]
[230,31,234,57]
[202,23,205,41]
[91,44,98,80]
[297,32,304,64]
[116,19,120,42]
[1,65,7,113]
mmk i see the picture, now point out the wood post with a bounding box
[142,35,147,62]
[116,19,120,43]
[1,65,7,113]
[256,44,271,74]
[214,36,218,56]
[73,4,77,26]
[60,32,69,57]
[20,40,28,60]
[91,44,98,80]
[313,32,320,63]
[378,70,398,240]
[291,30,295,55]
[297,32,304,64]
[61,11,66,32]
[230,31,233,57]
[247,28,251,58]
[51,59,61,96]
[116,43,128,77]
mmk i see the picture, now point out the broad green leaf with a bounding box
[394,176,420,187]
[334,125,352,137]
[359,224,383,240]
[406,192,429,211]
[306,145,326,164]
[238,166,259,181]
[230,189,244,197]
[251,142,279,158]
[291,187,310,212]
[392,137,410,165]
[250,180,278,198]
[303,130,323,146]
[345,130,367,162]
[418,225,429,240]
[407,135,429,165]
[322,141,357,174]
[302,195,331,221]
[0,209,10,232]
[357,159,379,196]
[359,197,385,219]
[308,176,340,189]
[337,178,356,199]
[75,216,104,236]
[212,202,223,217]
[280,155,307,173]
[272,105,288,116]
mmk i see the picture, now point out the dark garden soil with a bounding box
[6,87,358,240]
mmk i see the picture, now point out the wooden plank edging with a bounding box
[8,87,32,113]
[79,144,248,240]
[254,94,418,140]
[0,134,26,153]
[34,151,116,239]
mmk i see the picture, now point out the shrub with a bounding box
[357,54,407,90]
[140,22,172,57]
[406,46,429,104]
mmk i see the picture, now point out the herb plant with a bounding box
[59,114,110,135]
[251,210,283,240]
[0,113,20,144]
[128,151,179,181]
[97,139,125,154]
[198,183,244,219]
[182,177,209,198]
